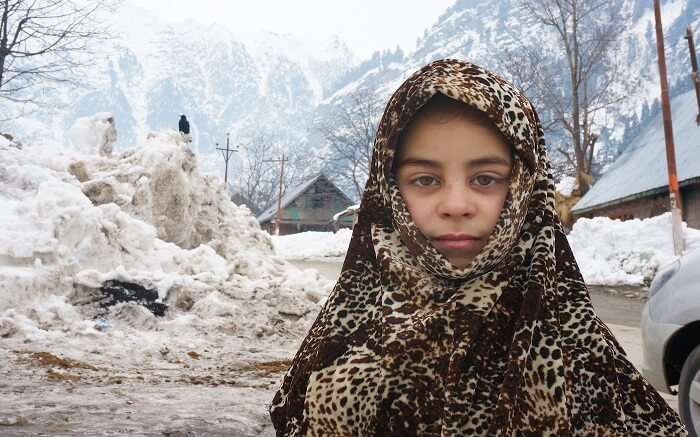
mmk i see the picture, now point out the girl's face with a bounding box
[395,113,513,269]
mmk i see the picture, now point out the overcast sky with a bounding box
[134,1,456,58]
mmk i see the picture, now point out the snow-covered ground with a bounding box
[271,229,352,261]
[273,213,700,286]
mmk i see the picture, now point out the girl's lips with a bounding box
[435,234,479,240]
[432,236,482,251]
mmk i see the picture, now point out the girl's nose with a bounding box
[437,183,477,217]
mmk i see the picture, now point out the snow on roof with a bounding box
[257,174,322,224]
[573,89,700,213]
[257,173,352,224]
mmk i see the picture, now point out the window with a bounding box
[310,196,325,209]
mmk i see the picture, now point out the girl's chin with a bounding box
[446,257,474,269]
[437,247,481,269]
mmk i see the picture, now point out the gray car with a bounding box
[641,246,700,436]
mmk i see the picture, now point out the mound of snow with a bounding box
[0,132,334,368]
[74,130,273,256]
[271,229,353,259]
[568,213,700,285]
[69,112,117,157]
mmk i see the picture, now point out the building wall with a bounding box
[260,218,353,236]
[574,184,700,229]
[684,186,700,228]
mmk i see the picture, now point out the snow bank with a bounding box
[271,229,352,259]
[0,132,334,369]
[568,213,700,285]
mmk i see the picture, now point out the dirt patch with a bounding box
[238,359,292,376]
[0,415,30,426]
[47,368,82,382]
[19,351,98,371]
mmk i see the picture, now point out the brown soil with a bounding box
[47,368,82,382]
[19,351,98,371]
[238,359,293,376]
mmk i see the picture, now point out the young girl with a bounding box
[269,59,686,436]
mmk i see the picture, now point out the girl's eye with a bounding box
[412,176,438,187]
[474,175,500,187]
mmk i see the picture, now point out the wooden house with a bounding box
[572,89,700,228]
[257,173,355,235]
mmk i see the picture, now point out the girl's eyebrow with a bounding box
[398,156,512,168]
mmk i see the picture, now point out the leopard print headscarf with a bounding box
[269,59,686,436]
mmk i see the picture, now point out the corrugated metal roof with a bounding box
[573,89,700,212]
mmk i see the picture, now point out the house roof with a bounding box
[256,173,353,224]
[573,89,700,213]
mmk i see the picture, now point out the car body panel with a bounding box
[641,302,683,393]
[641,247,700,394]
[647,249,700,325]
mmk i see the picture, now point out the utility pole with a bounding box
[216,133,238,185]
[685,26,700,125]
[263,153,288,236]
[654,0,686,255]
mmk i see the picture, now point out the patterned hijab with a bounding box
[269,59,686,436]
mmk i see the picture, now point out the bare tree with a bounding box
[0,0,116,105]
[235,132,280,215]
[318,87,381,200]
[234,131,319,215]
[283,143,321,192]
[502,0,636,194]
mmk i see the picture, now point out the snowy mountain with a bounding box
[321,0,700,163]
[4,3,356,154]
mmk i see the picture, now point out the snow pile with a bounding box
[69,112,117,157]
[271,228,353,259]
[0,131,334,369]
[568,213,700,285]
[74,130,273,255]
[556,176,577,196]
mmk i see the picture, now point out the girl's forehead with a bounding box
[398,93,510,144]
[395,109,513,165]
